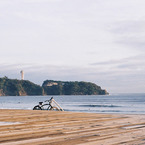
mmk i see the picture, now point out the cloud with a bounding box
[109,20,145,51]
[89,54,145,90]
[23,0,62,3]
[90,55,145,71]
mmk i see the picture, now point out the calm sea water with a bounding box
[0,93,145,114]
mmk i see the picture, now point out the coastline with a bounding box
[0,109,145,144]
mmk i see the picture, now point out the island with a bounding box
[0,77,109,96]
[42,80,109,95]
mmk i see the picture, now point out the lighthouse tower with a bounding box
[20,70,24,80]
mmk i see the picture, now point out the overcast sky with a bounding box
[0,0,145,93]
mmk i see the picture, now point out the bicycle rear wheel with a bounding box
[33,105,42,110]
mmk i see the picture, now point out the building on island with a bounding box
[20,70,24,80]
[46,82,58,87]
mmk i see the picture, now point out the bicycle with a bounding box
[33,97,64,111]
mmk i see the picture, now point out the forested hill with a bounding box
[0,77,109,96]
[42,80,109,95]
[0,77,43,96]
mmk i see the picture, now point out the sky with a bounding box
[0,0,145,93]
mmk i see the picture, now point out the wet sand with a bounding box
[0,109,145,145]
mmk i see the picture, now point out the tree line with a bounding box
[0,77,108,96]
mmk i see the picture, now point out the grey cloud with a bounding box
[112,20,145,34]
[116,39,145,50]
[90,55,145,67]
[89,54,145,87]
[23,0,62,3]
[110,20,145,50]
[90,57,129,66]
[90,59,126,65]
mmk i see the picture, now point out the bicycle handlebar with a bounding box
[44,97,53,102]
[44,100,49,102]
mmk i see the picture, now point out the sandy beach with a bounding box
[0,109,145,145]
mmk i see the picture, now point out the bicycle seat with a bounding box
[39,102,43,105]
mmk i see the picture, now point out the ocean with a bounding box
[0,93,145,114]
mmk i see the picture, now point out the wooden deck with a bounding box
[0,109,145,145]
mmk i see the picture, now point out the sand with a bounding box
[0,109,145,145]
